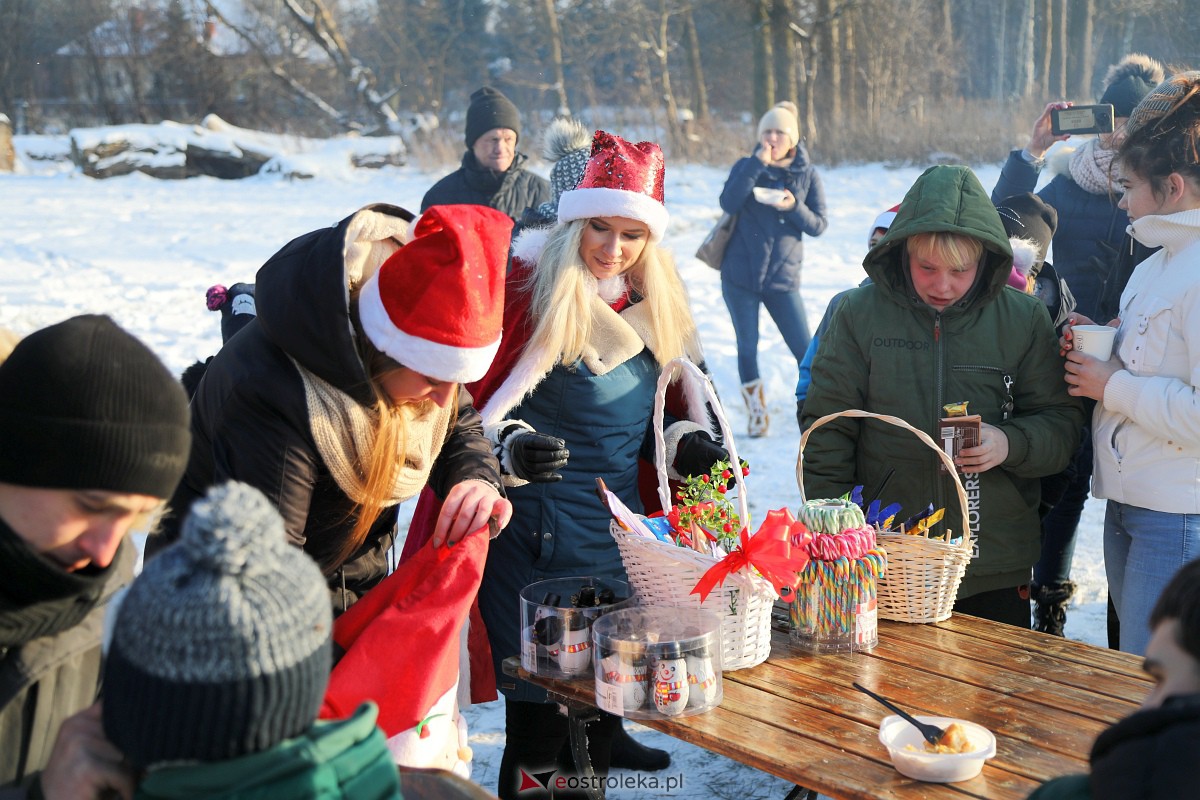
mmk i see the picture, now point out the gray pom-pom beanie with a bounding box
[102,481,332,768]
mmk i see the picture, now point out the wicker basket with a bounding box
[797,410,974,624]
[609,358,775,671]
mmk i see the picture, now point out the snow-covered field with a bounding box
[1,139,1112,797]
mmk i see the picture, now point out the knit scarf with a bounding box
[293,362,452,507]
[1068,138,1120,196]
[0,516,118,647]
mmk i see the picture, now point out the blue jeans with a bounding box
[1104,501,1200,655]
[721,280,811,384]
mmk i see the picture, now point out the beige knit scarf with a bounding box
[1068,138,1120,196]
[293,360,452,506]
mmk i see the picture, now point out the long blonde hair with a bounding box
[524,218,702,367]
[334,293,456,573]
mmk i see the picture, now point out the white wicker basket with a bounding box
[609,358,775,671]
[798,410,974,624]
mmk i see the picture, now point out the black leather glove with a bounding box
[673,430,729,478]
[507,431,570,482]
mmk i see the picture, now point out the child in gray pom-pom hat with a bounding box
[36,482,402,799]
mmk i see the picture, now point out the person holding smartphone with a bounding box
[991,53,1165,636]
[716,100,828,438]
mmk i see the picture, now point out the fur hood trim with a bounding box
[511,226,549,264]
[1010,237,1042,276]
[1045,140,1077,177]
[479,295,713,434]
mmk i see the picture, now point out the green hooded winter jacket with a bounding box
[802,165,1083,598]
[132,703,401,800]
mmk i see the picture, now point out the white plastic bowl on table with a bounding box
[877,714,996,783]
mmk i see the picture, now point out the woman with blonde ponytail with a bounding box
[418,131,725,799]
[154,203,513,616]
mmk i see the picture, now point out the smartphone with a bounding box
[1051,104,1116,136]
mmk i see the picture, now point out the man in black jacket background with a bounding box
[422,86,551,225]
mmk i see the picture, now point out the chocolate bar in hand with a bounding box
[939,414,981,473]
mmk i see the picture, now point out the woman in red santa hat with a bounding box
[152,203,514,615]
[458,131,725,798]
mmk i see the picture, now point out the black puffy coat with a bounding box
[156,204,501,612]
[421,151,550,223]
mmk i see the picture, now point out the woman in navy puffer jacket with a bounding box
[990,53,1164,637]
[718,101,827,438]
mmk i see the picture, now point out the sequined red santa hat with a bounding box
[556,130,669,242]
[358,204,510,384]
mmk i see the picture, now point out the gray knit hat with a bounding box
[103,482,332,768]
[534,117,593,223]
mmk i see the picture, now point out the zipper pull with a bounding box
[1002,373,1014,420]
[934,315,941,343]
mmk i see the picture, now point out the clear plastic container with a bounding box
[519,577,634,679]
[789,560,879,654]
[592,607,722,720]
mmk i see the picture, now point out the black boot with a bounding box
[609,723,670,771]
[1032,581,1076,637]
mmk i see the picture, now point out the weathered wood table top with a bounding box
[508,614,1150,799]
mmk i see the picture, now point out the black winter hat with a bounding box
[996,193,1058,277]
[0,315,190,499]
[103,482,332,768]
[1100,53,1166,118]
[465,86,521,149]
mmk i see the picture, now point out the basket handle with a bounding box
[652,358,749,524]
[797,409,971,549]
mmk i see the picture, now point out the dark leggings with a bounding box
[498,700,623,799]
[953,585,1031,628]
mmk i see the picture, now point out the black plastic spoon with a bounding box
[852,682,946,746]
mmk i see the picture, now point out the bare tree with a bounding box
[682,4,709,122]
[539,0,570,116]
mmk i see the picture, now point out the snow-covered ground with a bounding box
[1,140,1112,797]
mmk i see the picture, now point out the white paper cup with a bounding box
[1073,325,1116,360]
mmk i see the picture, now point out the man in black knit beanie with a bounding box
[0,314,191,795]
[421,85,551,225]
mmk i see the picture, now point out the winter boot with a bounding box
[741,379,769,438]
[1032,580,1076,637]
[609,722,670,771]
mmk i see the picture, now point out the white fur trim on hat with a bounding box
[358,269,501,384]
[1009,237,1041,277]
[557,187,669,243]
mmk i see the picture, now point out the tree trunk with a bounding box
[1055,0,1067,97]
[992,1,1006,100]
[818,0,840,125]
[771,0,797,107]
[654,0,683,154]
[279,0,402,134]
[843,10,856,124]
[1039,0,1052,97]
[683,7,709,122]
[540,0,570,116]
[1016,0,1035,98]
[753,0,774,115]
[1074,0,1095,100]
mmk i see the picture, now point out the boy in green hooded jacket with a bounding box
[802,165,1083,626]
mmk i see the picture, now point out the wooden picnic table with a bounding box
[506,613,1151,800]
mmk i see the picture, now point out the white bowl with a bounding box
[752,187,787,204]
[878,715,996,783]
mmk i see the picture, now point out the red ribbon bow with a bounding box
[690,508,812,602]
